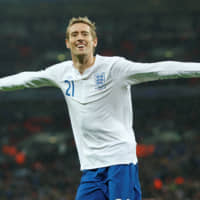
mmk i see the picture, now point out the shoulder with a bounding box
[96,54,125,64]
[96,55,133,71]
[44,60,73,76]
[42,60,73,80]
[97,55,136,72]
[45,60,73,71]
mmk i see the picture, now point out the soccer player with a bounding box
[1,16,200,200]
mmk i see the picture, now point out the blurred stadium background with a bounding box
[0,0,200,199]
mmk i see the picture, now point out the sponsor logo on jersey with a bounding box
[95,72,105,90]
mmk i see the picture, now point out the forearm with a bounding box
[126,61,200,84]
[0,71,56,91]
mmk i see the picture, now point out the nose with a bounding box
[76,33,84,41]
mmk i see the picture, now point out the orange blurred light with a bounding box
[175,176,184,185]
[15,152,26,165]
[136,144,155,157]
[154,178,163,190]
[2,145,17,156]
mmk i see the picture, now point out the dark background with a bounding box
[0,0,200,199]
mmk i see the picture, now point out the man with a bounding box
[1,16,200,200]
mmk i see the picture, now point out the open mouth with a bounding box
[75,42,87,50]
[77,44,85,50]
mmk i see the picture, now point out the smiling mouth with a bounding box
[78,46,85,50]
[75,43,87,50]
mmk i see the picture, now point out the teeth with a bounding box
[77,44,85,48]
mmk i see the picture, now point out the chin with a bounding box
[75,51,87,57]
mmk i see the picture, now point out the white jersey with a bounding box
[1,54,200,170]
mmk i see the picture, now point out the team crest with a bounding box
[95,72,106,90]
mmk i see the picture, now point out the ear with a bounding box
[65,39,70,49]
[93,37,98,48]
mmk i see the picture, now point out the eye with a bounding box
[82,32,89,36]
[71,32,78,37]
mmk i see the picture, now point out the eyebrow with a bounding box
[71,30,89,34]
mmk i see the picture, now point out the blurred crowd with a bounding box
[0,2,200,200]
[0,96,200,199]
[0,6,200,76]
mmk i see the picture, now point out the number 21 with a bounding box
[65,80,75,97]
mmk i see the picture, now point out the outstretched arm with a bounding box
[111,57,200,85]
[0,70,57,91]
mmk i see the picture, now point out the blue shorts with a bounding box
[75,163,142,200]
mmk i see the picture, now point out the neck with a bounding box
[72,54,95,74]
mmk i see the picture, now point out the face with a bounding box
[66,23,97,57]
